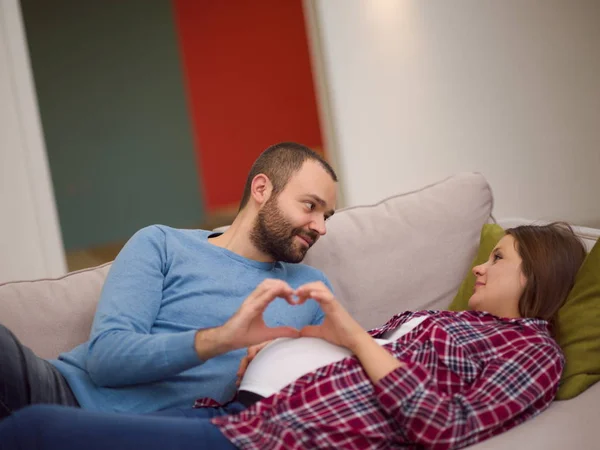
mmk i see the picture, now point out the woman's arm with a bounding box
[373,342,562,449]
[296,282,563,449]
[349,332,403,383]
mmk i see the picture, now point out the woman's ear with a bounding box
[250,174,273,206]
[519,267,528,289]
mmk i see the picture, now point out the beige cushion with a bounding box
[303,172,494,330]
[0,263,111,359]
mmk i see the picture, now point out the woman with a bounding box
[0,223,587,450]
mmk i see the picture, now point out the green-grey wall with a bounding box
[21,0,204,250]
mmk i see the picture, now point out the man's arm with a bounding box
[193,279,300,360]
[86,226,201,387]
[87,229,301,388]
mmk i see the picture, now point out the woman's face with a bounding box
[468,235,527,318]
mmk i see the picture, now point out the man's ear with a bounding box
[250,174,273,206]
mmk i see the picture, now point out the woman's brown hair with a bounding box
[505,222,586,331]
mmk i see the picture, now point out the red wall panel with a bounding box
[173,0,324,211]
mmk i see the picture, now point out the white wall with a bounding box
[315,0,600,226]
[0,0,66,283]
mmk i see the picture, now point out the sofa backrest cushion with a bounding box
[556,236,600,399]
[0,263,111,359]
[303,172,494,329]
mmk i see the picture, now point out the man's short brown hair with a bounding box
[238,142,337,211]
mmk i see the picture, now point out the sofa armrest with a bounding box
[0,263,111,359]
[467,381,600,449]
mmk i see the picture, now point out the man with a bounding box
[0,142,337,416]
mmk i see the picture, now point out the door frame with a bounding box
[0,0,66,280]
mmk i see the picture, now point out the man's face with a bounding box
[250,160,337,263]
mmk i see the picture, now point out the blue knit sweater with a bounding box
[51,225,328,413]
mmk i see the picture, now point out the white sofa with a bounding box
[1,172,598,449]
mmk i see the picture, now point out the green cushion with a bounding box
[555,238,600,400]
[448,224,505,311]
[449,223,600,399]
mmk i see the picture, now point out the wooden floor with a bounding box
[65,210,236,272]
[66,242,125,272]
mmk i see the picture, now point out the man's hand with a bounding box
[298,281,403,384]
[296,281,367,351]
[194,279,299,361]
[236,340,272,386]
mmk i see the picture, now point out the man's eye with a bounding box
[305,202,315,211]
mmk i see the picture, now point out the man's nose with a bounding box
[309,216,327,236]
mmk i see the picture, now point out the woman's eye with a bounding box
[493,253,502,262]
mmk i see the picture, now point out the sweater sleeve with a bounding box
[373,342,563,449]
[85,226,201,387]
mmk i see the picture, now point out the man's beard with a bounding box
[250,196,319,263]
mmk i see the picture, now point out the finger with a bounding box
[262,282,294,304]
[266,279,294,294]
[294,289,313,303]
[249,279,292,304]
[237,356,249,378]
[297,288,336,306]
[295,281,328,297]
[254,279,279,295]
[248,340,271,358]
[299,325,324,339]
[259,326,300,342]
[250,284,295,310]
[295,290,316,304]
[295,283,332,304]
[248,346,260,359]
[258,339,272,351]
[270,280,299,304]
[246,341,267,359]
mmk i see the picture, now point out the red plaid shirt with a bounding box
[199,310,563,449]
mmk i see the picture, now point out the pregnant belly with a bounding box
[239,336,389,398]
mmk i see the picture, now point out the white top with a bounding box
[239,316,428,397]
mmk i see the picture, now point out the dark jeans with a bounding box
[0,324,79,418]
[0,403,240,450]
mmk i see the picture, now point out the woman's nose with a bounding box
[472,263,486,277]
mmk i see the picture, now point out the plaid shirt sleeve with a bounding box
[374,341,564,450]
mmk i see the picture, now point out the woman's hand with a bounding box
[236,340,272,386]
[296,282,368,351]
